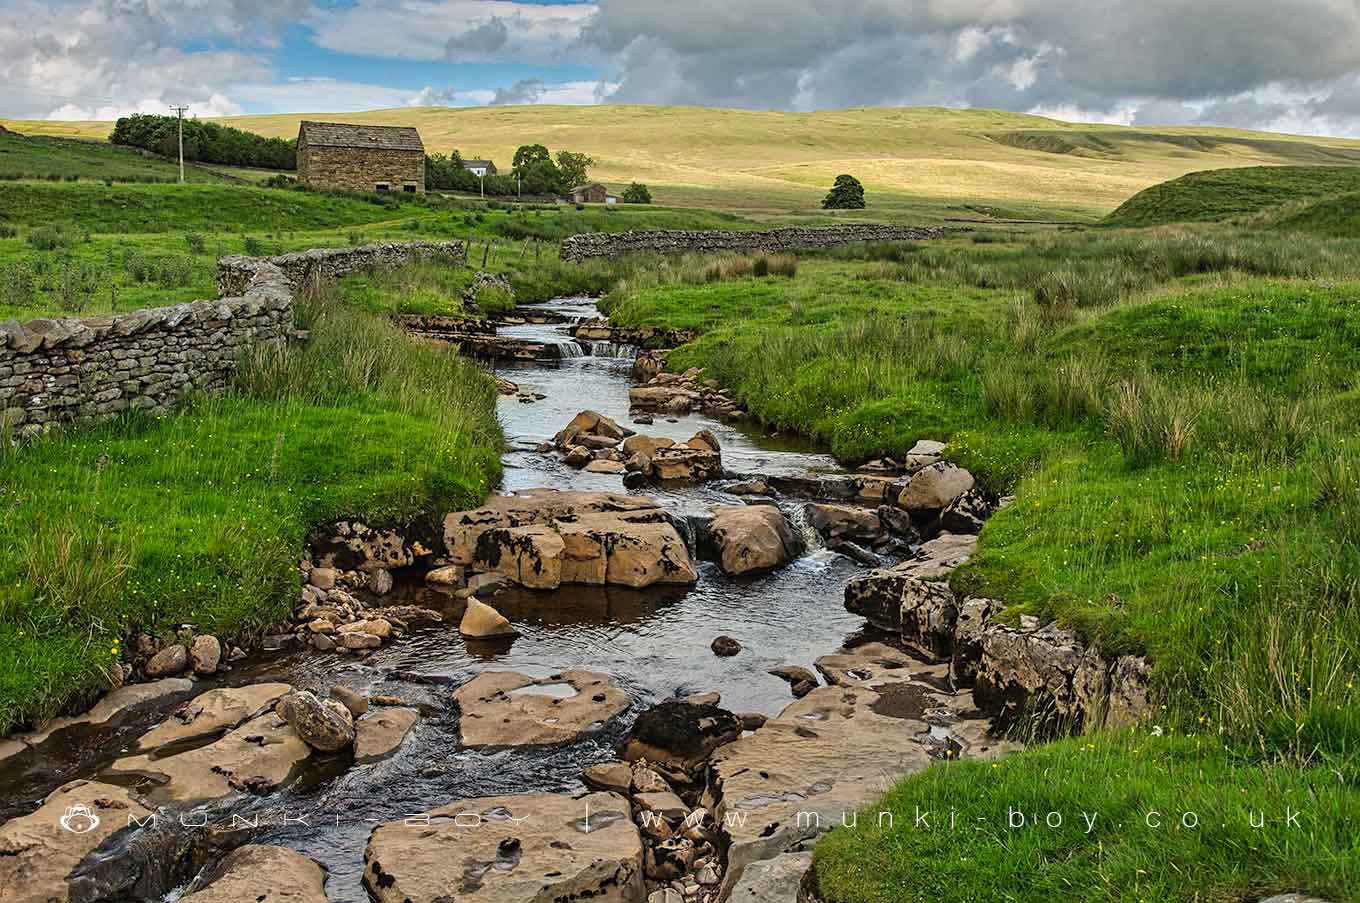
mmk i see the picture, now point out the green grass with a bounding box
[602,230,1360,765]
[0,129,230,184]
[1259,191,1360,236]
[0,280,502,731]
[1105,166,1360,228]
[813,731,1359,903]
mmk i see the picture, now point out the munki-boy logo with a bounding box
[59,804,100,834]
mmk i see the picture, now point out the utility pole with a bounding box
[478,171,484,198]
[169,104,189,183]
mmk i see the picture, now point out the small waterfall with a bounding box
[548,340,586,359]
[582,341,640,359]
[785,502,826,552]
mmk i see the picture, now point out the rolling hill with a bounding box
[1104,165,1360,228]
[8,105,1360,222]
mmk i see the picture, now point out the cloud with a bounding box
[489,78,607,106]
[446,16,510,55]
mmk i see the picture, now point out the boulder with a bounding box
[556,511,698,588]
[845,571,958,661]
[893,532,978,580]
[460,597,517,638]
[330,685,369,718]
[621,700,744,771]
[726,479,773,497]
[563,446,593,468]
[951,598,1000,687]
[277,690,356,752]
[183,845,328,903]
[585,459,626,474]
[425,565,463,585]
[308,567,338,589]
[875,504,918,540]
[707,505,803,576]
[453,671,630,747]
[355,707,419,763]
[648,446,722,481]
[144,644,188,678]
[312,521,418,573]
[369,568,394,595]
[711,635,742,656]
[18,677,195,747]
[974,623,1111,733]
[687,429,721,453]
[897,463,975,511]
[583,760,634,794]
[557,409,633,444]
[364,791,643,903]
[474,525,566,590]
[768,665,817,687]
[132,683,292,753]
[725,851,812,903]
[109,712,311,801]
[804,504,882,543]
[188,635,221,674]
[0,781,155,903]
[622,434,675,458]
[938,488,991,534]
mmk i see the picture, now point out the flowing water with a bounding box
[0,298,880,902]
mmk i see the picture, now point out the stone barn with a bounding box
[567,183,616,204]
[296,121,425,194]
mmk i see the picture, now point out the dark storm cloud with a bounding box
[445,16,510,56]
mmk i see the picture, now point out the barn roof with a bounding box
[298,121,424,152]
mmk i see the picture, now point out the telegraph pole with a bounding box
[169,104,189,183]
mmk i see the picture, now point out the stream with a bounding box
[0,298,883,902]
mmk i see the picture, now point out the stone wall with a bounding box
[217,240,466,296]
[297,146,425,194]
[1,241,466,440]
[559,223,946,261]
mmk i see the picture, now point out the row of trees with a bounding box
[426,144,595,196]
[110,114,296,170]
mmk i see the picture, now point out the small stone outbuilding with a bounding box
[566,183,617,204]
[296,122,425,194]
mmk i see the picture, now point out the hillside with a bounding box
[1104,165,1360,227]
[8,105,1360,222]
[0,128,231,184]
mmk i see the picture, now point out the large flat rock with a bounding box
[355,706,419,763]
[132,683,292,752]
[108,712,311,802]
[444,490,660,564]
[711,646,1016,895]
[20,678,195,747]
[0,780,154,903]
[183,844,328,902]
[364,791,643,903]
[452,670,631,747]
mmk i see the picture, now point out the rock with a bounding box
[188,635,221,674]
[183,844,328,902]
[425,564,463,585]
[726,479,773,497]
[312,634,336,651]
[564,445,593,467]
[0,781,155,903]
[453,670,630,747]
[645,838,695,881]
[804,504,882,542]
[369,568,394,595]
[308,567,338,590]
[448,491,697,590]
[330,685,369,718]
[768,665,817,686]
[973,623,1111,733]
[621,700,744,771]
[737,712,768,731]
[938,488,991,534]
[648,446,722,481]
[951,598,1000,687]
[1107,654,1153,728]
[908,439,947,457]
[636,790,689,822]
[622,470,648,489]
[133,683,292,752]
[585,459,626,474]
[711,635,742,656]
[340,631,382,650]
[355,707,419,763]
[726,851,812,903]
[18,677,195,747]
[892,532,978,580]
[684,691,721,706]
[623,434,675,457]
[687,429,720,453]
[339,618,393,639]
[583,760,634,794]
[364,792,643,903]
[144,643,188,678]
[707,505,803,576]
[557,409,633,444]
[875,504,919,540]
[827,538,880,567]
[845,571,958,661]
[897,463,975,511]
[277,690,356,752]
[460,597,517,638]
[648,889,684,903]
[110,712,311,801]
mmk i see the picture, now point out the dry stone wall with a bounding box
[559,224,946,261]
[1,241,465,439]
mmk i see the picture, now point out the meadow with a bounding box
[11,104,1360,222]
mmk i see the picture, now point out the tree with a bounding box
[622,182,653,204]
[555,150,594,188]
[518,157,565,196]
[512,144,550,171]
[822,174,865,210]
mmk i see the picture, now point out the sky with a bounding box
[5,0,1360,136]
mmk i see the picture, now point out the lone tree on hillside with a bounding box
[555,151,595,187]
[622,182,653,204]
[822,174,865,209]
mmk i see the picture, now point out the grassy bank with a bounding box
[0,280,502,732]
[602,227,1360,900]
[1105,165,1360,227]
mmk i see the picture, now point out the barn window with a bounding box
[375,183,390,192]
[403,184,416,193]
